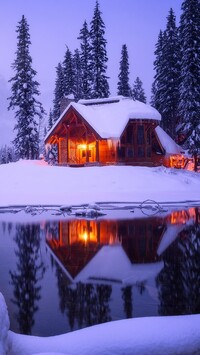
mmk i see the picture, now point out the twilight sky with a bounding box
[0,0,183,144]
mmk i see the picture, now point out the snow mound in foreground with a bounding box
[7,314,200,355]
[0,293,10,355]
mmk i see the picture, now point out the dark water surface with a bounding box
[0,207,199,336]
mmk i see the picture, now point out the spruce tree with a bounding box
[179,0,200,170]
[132,77,146,103]
[117,44,131,97]
[73,49,83,101]
[52,62,65,122]
[90,1,110,98]
[48,109,54,130]
[8,15,45,160]
[78,21,92,99]
[151,31,170,120]
[62,47,75,97]
[151,30,164,110]
[161,8,181,138]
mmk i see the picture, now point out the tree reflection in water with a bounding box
[156,208,200,316]
[122,286,133,318]
[10,224,46,334]
[56,265,112,331]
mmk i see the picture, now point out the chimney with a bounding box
[60,94,75,115]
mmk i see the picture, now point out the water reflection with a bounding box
[122,286,133,318]
[156,211,200,316]
[57,276,112,331]
[0,207,199,336]
[45,208,197,280]
[9,224,46,334]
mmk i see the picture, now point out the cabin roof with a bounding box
[45,96,161,142]
[155,126,184,155]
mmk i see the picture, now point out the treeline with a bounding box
[151,1,200,168]
[50,2,146,128]
[2,0,200,166]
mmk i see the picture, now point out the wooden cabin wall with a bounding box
[59,138,68,164]
[55,119,175,167]
[116,120,165,167]
[99,140,116,164]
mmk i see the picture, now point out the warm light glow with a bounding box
[82,232,88,243]
[78,144,87,149]
[169,208,196,225]
[169,154,186,169]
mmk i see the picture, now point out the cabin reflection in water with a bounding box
[45,208,196,280]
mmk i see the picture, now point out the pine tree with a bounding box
[52,62,65,122]
[78,21,92,99]
[151,30,164,109]
[90,1,110,98]
[132,77,146,103]
[73,49,83,101]
[161,8,181,138]
[8,15,45,160]
[48,109,54,130]
[179,0,200,170]
[62,47,75,97]
[151,10,181,140]
[117,44,131,97]
[0,146,7,164]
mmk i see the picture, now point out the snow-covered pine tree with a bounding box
[52,62,65,123]
[132,77,147,103]
[8,15,45,160]
[0,145,16,164]
[151,27,177,138]
[73,49,83,101]
[0,146,7,164]
[179,0,200,170]
[90,1,110,98]
[48,109,54,130]
[78,21,92,99]
[63,47,75,98]
[151,30,165,112]
[161,9,181,138]
[117,44,131,97]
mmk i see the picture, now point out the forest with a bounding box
[1,0,200,169]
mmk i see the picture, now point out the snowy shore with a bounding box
[0,160,200,207]
[0,160,200,354]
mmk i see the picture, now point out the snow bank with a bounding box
[7,315,200,355]
[0,161,200,207]
[0,293,10,355]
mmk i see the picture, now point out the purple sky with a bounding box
[0,0,182,143]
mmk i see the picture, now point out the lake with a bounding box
[0,205,199,336]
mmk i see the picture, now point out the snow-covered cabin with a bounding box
[45,96,183,167]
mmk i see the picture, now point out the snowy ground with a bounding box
[0,160,200,355]
[0,159,200,208]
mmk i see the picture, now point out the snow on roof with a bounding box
[73,97,161,138]
[45,96,161,141]
[155,126,184,155]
